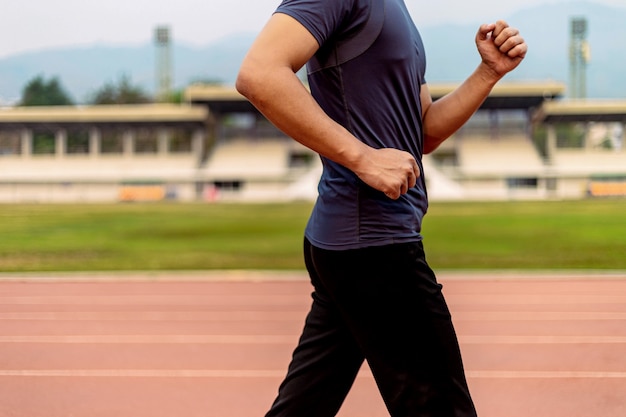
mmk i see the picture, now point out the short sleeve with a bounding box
[275,0,365,47]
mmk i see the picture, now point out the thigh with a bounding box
[308,240,477,417]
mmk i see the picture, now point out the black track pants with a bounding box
[265,238,477,417]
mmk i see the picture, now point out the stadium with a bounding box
[0,80,624,203]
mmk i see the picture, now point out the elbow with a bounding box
[423,144,437,155]
[236,55,265,100]
[235,65,254,99]
[236,60,273,107]
[423,135,442,155]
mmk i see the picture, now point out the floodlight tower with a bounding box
[154,25,172,102]
[569,17,590,99]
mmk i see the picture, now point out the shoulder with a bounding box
[275,0,369,46]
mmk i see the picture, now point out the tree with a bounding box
[20,75,74,106]
[89,75,152,105]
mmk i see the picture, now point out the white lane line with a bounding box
[0,369,624,379]
[1,293,625,306]
[0,334,625,344]
[0,369,286,378]
[1,311,626,321]
[447,293,626,305]
[0,335,296,344]
[0,295,308,306]
[467,370,626,379]
[0,311,306,321]
[460,335,626,344]
[455,311,626,321]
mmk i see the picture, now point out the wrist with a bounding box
[475,62,503,87]
[339,139,372,174]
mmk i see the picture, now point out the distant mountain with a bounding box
[0,33,255,105]
[0,1,624,104]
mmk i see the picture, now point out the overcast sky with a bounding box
[2,0,624,58]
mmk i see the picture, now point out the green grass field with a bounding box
[0,200,624,272]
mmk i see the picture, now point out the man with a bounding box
[237,1,527,416]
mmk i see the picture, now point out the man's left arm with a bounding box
[421,20,528,154]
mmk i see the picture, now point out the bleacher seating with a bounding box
[200,138,291,180]
[551,149,626,175]
[0,154,198,182]
[456,134,545,176]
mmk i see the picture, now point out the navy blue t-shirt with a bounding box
[276,0,428,250]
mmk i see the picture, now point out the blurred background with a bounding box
[0,3,624,417]
[0,1,626,202]
[0,0,624,272]
[0,0,624,207]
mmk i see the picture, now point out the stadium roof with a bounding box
[185,81,566,114]
[428,81,566,110]
[0,104,208,128]
[184,84,258,114]
[533,99,626,123]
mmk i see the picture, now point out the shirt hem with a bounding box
[304,232,423,251]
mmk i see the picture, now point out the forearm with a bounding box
[422,62,501,154]
[237,63,370,172]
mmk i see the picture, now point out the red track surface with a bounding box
[0,271,625,417]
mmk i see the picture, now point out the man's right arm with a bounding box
[236,13,419,200]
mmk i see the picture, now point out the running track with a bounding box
[0,271,625,417]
